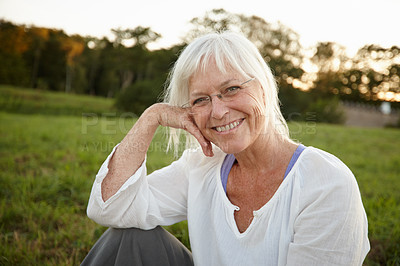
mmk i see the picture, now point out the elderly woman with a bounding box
[82,32,370,265]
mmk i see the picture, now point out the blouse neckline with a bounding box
[215,145,308,237]
[220,144,306,193]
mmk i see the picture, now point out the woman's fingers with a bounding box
[156,104,213,157]
[181,120,213,157]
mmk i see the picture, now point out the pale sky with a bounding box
[1,0,399,55]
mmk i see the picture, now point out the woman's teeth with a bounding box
[215,121,240,132]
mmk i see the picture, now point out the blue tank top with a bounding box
[220,144,306,193]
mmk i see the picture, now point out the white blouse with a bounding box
[87,145,370,266]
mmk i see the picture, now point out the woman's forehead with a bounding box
[189,74,243,95]
[190,64,242,85]
[190,79,242,97]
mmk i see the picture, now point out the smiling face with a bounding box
[188,61,267,154]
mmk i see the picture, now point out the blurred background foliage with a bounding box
[1,8,399,122]
[1,8,400,265]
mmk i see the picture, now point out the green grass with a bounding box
[0,111,176,265]
[0,86,399,265]
[0,85,117,116]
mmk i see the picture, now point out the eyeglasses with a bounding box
[182,77,255,110]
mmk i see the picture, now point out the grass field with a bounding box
[0,86,399,265]
[0,85,116,116]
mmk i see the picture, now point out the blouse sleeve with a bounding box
[86,144,191,229]
[286,149,370,266]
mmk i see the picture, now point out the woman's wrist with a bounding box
[145,103,176,128]
[143,103,166,127]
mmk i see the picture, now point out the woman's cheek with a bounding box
[192,115,210,136]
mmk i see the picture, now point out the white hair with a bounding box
[163,31,291,154]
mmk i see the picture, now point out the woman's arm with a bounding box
[286,150,370,266]
[101,103,213,202]
[87,146,195,228]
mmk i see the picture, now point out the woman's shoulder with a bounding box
[301,146,350,168]
[294,146,357,189]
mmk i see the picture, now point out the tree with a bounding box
[24,27,49,88]
[185,9,303,71]
[309,44,400,105]
[310,42,349,94]
[37,30,68,91]
[0,20,30,86]
[62,35,85,93]
[352,45,400,103]
[109,27,161,93]
[114,45,180,115]
[92,38,120,97]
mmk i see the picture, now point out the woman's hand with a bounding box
[153,103,214,157]
[102,103,213,201]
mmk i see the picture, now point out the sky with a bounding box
[1,0,399,55]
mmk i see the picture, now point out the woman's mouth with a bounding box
[213,119,243,133]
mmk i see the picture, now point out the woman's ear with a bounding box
[261,86,266,107]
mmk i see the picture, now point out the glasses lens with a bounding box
[188,78,254,110]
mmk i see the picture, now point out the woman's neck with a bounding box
[233,132,297,179]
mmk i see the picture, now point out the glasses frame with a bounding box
[182,77,255,109]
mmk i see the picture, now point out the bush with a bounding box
[280,88,346,124]
[306,97,345,124]
[115,79,163,115]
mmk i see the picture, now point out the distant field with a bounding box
[0,85,116,116]
[0,87,399,265]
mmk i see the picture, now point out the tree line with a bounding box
[1,9,399,122]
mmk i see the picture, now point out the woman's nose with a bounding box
[210,97,229,119]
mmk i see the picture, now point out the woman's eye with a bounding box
[225,86,240,94]
[193,97,209,105]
